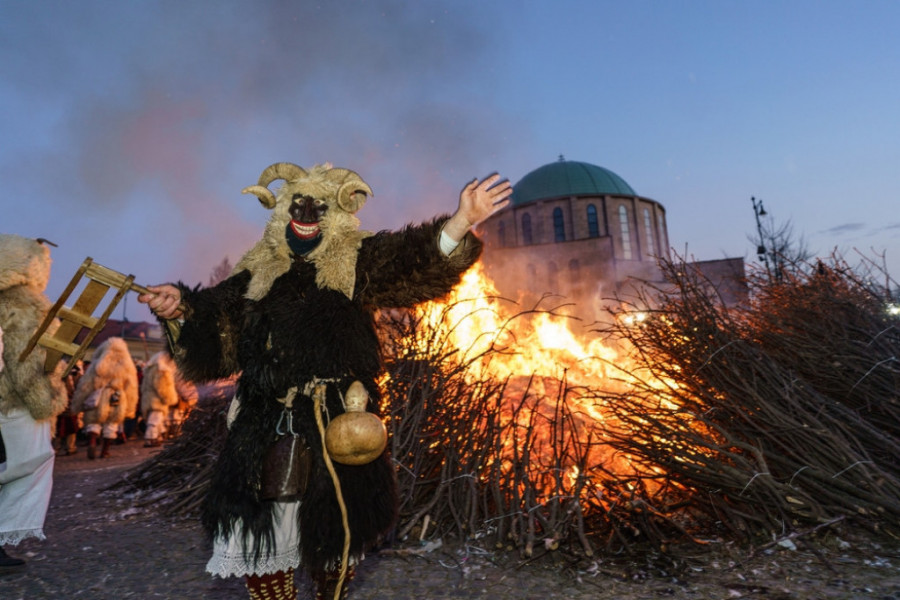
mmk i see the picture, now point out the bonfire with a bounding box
[111,252,900,563]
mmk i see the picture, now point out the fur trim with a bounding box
[306,212,371,299]
[168,275,249,382]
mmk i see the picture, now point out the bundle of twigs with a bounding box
[744,255,900,439]
[107,380,233,516]
[378,302,609,557]
[597,253,900,541]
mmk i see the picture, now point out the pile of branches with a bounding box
[598,252,900,542]
[110,251,900,558]
[378,304,607,557]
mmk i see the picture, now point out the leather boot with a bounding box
[100,437,112,458]
[313,565,355,600]
[0,546,26,570]
[87,432,99,460]
[244,568,297,600]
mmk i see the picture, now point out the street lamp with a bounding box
[751,196,770,275]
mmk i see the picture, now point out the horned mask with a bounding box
[234,163,374,301]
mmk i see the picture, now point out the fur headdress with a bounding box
[0,234,52,293]
[234,163,374,301]
[0,234,67,420]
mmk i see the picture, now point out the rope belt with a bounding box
[272,377,352,599]
[310,380,352,600]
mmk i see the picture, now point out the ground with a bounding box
[3,440,900,599]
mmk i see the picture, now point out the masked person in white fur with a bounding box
[139,163,511,600]
[70,337,139,460]
[0,234,69,570]
[140,351,180,447]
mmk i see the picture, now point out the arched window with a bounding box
[586,204,600,238]
[618,205,632,259]
[548,261,559,293]
[498,221,506,247]
[657,212,668,255]
[553,207,565,242]
[643,208,655,257]
[522,213,533,245]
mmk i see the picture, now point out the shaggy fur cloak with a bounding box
[70,337,139,428]
[0,234,67,421]
[140,351,179,417]
[171,216,482,573]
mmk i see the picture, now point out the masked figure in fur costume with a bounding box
[0,234,68,569]
[140,351,179,447]
[70,337,139,459]
[139,162,511,599]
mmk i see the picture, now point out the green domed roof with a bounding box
[512,159,636,206]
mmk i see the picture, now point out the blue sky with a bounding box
[3,1,899,322]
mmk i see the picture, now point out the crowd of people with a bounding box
[0,233,199,573]
[54,346,198,459]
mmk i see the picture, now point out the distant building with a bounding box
[478,157,745,320]
[74,318,167,364]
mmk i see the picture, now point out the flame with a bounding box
[379,262,661,512]
[417,263,621,384]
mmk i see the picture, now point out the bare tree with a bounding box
[207,257,233,287]
[750,198,812,281]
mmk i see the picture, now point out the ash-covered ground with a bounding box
[3,438,900,599]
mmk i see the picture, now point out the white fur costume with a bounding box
[70,337,139,439]
[140,351,179,441]
[0,234,68,546]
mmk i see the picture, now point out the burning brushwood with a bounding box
[111,250,900,565]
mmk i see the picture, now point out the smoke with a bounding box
[1,1,522,311]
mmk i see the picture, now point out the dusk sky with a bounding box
[3,1,899,323]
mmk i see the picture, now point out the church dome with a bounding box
[512,158,636,206]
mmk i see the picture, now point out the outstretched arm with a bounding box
[442,174,512,243]
[136,274,251,381]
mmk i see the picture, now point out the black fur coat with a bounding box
[170,217,482,573]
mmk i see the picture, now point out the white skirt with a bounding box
[205,501,302,578]
[0,407,55,546]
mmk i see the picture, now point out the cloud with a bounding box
[1,1,523,295]
[818,222,867,236]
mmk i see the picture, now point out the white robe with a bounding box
[205,396,302,577]
[0,407,55,545]
[206,501,302,578]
